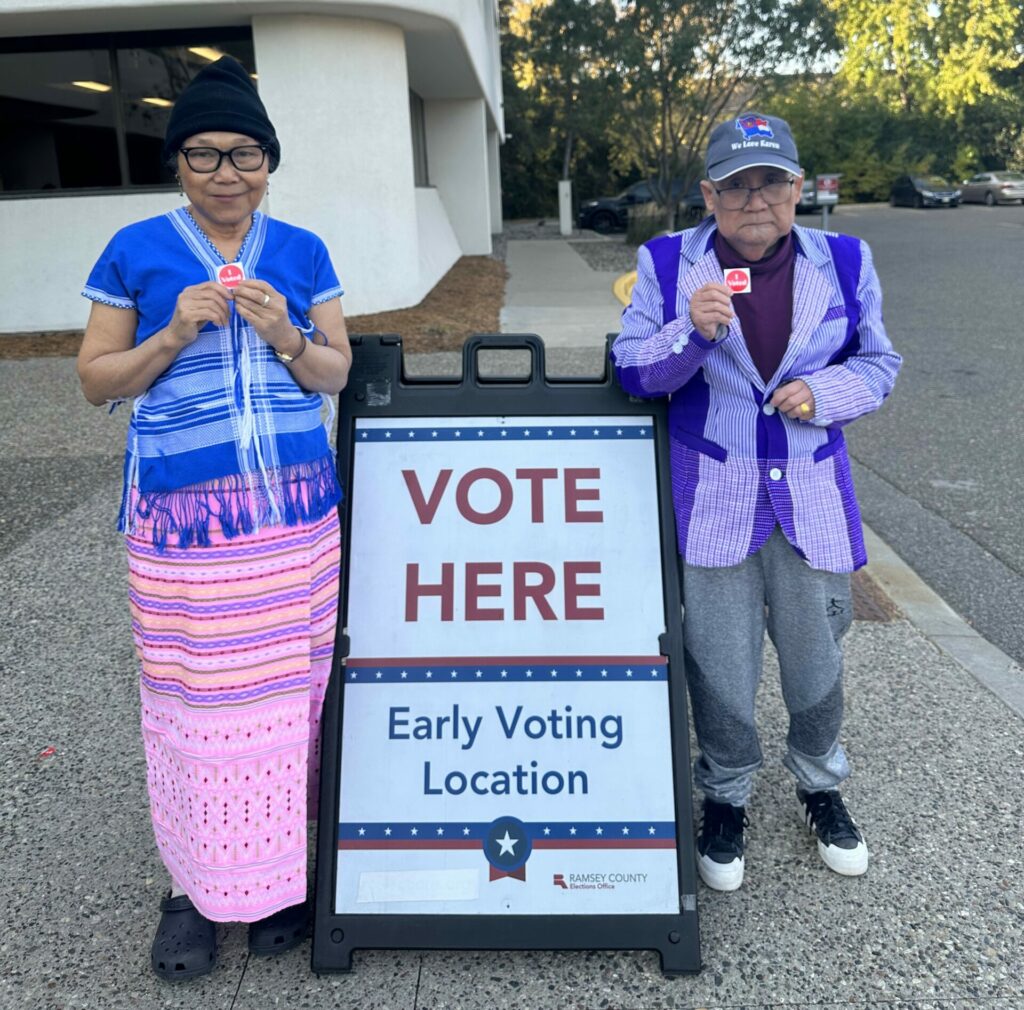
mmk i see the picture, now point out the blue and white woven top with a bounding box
[83,208,344,549]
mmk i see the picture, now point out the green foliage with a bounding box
[500,0,622,217]
[995,126,1024,171]
[500,0,1024,217]
[610,0,834,224]
[951,144,982,184]
[827,0,1023,116]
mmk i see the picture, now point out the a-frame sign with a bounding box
[313,335,700,976]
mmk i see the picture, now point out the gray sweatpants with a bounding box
[682,527,854,807]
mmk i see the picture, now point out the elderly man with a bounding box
[611,112,901,891]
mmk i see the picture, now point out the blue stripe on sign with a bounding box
[345,661,668,683]
[338,821,678,841]
[356,424,654,443]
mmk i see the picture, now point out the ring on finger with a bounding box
[262,293,271,307]
[799,402,810,414]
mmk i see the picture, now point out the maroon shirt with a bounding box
[714,229,795,384]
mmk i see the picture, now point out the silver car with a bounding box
[960,171,1024,206]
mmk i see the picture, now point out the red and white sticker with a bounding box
[724,267,751,294]
[216,262,245,289]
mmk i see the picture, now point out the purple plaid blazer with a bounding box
[611,218,901,573]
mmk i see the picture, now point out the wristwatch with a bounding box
[274,328,308,364]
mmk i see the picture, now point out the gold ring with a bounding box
[262,293,270,307]
[799,402,810,414]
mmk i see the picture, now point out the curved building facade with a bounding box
[0,1,504,330]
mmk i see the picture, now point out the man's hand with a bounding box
[689,283,734,341]
[771,379,815,420]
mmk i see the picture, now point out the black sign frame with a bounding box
[313,334,700,976]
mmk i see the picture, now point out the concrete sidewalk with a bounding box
[500,238,623,347]
[2,351,1022,1010]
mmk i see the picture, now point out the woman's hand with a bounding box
[233,280,300,355]
[167,282,232,347]
[771,379,816,420]
[689,283,734,341]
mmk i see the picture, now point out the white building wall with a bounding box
[487,127,502,235]
[0,191,181,332]
[0,1,504,331]
[253,15,421,316]
[424,98,491,255]
[415,187,461,297]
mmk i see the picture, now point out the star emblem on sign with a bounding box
[496,831,517,856]
[484,816,532,882]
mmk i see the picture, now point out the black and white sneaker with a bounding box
[696,798,748,891]
[796,786,869,876]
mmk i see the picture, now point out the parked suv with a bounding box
[578,179,703,233]
[959,171,1024,206]
[889,175,960,208]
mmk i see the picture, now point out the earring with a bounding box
[176,175,183,197]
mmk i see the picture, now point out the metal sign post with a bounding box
[816,173,840,229]
[312,334,701,977]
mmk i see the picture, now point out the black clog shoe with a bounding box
[150,893,217,981]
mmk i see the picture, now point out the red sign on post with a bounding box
[815,174,840,206]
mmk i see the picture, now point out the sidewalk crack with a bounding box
[412,953,424,1010]
[228,951,250,1010]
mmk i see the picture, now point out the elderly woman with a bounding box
[77,57,351,980]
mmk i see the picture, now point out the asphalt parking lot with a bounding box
[819,201,1024,665]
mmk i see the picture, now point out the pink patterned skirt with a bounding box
[126,509,340,922]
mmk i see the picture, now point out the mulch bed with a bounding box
[0,255,507,360]
[346,256,506,353]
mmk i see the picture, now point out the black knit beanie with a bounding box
[162,56,280,171]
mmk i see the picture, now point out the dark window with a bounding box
[409,90,429,187]
[0,31,254,195]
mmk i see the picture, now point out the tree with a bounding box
[775,0,1024,192]
[500,0,623,216]
[516,0,619,180]
[766,76,936,201]
[610,0,835,228]
[827,0,1023,116]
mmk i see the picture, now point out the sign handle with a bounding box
[461,333,547,388]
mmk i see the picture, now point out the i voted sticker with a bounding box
[217,263,245,289]
[724,267,751,294]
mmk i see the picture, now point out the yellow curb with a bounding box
[613,270,637,306]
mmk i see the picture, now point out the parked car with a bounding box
[578,179,703,233]
[959,170,1024,206]
[889,174,960,208]
[796,178,817,214]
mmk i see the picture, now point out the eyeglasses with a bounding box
[179,145,267,173]
[714,178,795,210]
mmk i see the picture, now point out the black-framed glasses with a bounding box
[179,144,267,173]
[714,178,795,210]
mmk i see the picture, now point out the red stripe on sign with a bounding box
[532,839,676,849]
[346,655,667,667]
[338,840,479,850]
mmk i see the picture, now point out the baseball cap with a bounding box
[705,112,800,181]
